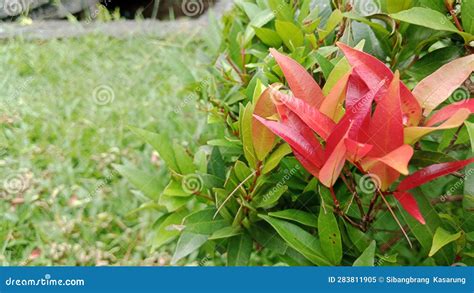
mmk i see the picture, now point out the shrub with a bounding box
[117,0,474,266]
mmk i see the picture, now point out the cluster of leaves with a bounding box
[117,0,474,266]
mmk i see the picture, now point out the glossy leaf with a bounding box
[281,93,336,140]
[466,121,474,153]
[393,191,426,224]
[270,49,325,108]
[254,27,282,47]
[320,71,350,122]
[362,144,414,176]
[318,205,342,265]
[425,100,474,127]
[262,144,292,174]
[227,233,253,266]
[412,54,474,115]
[397,158,474,191]
[429,227,462,257]
[318,9,343,40]
[390,7,473,42]
[404,109,471,144]
[353,240,376,266]
[153,211,188,249]
[259,215,332,266]
[171,232,208,264]
[275,21,304,50]
[336,42,422,126]
[269,209,318,228]
[113,164,161,200]
[463,0,474,34]
[241,103,257,168]
[253,86,278,161]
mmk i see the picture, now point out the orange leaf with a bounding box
[361,145,414,176]
[413,54,474,116]
[270,48,325,108]
[320,71,350,122]
[425,100,474,127]
[404,108,471,144]
[252,86,278,161]
[344,138,373,163]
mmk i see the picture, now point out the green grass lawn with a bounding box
[0,32,213,265]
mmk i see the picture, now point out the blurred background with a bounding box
[0,0,227,265]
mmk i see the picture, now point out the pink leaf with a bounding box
[270,48,325,108]
[425,99,474,127]
[413,54,474,116]
[397,158,474,191]
[393,191,426,225]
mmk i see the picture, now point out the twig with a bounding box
[214,171,256,219]
[378,190,413,248]
[445,0,464,32]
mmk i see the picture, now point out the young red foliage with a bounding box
[393,191,426,224]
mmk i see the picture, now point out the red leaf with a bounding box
[397,158,474,191]
[345,71,369,109]
[270,48,325,108]
[336,42,422,126]
[280,93,336,140]
[344,138,373,162]
[367,72,403,157]
[393,191,426,225]
[253,112,324,169]
[425,99,474,127]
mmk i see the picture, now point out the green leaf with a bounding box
[153,211,187,249]
[209,226,242,240]
[159,194,189,212]
[248,222,288,254]
[253,184,288,208]
[275,20,304,50]
[429,227,462,257]
[397,189,453,264]
[318,205,342,265]
[353,240,376,266]
[171,232,208,264]
[345,223,372,253]
[244,9,275,45]
[383,0,413,13]
[113,164,161,200]
[129,127,179,172]
[315,53,334,80]
[410,151,455,167]
[163,180,191,197]
[259,215,331,266]
[208,147,226,180]
[465,121,474,153]
[269,209,318,228]
[407,46,464,81]
[240,103,257,168]
[183,208,230,235]
[262,144,292,174]
[255,27,283,48]
[417,0,446,13]
[318,9,343,40]
[227,233,253,266]
[463,0,474,34]
[173,143,196,175]
[390,7,474,42]
[268,0,293,21]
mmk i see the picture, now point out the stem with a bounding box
[363,191,380,229]
[378,190,413,248]
[447,126,463,150]
[444,0,464,32]
[329,186,340,209]
[341,171,365,217]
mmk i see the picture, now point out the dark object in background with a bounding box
[0,0,216,20]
